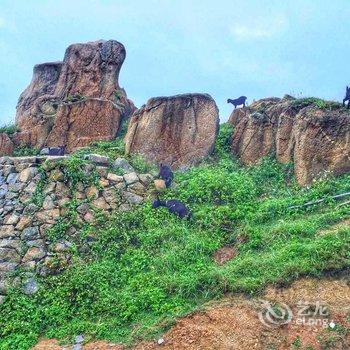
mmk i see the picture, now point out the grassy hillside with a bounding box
[1,124,349,349]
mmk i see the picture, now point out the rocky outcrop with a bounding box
[15,40,135,152]
[125,93,219,169]
[0,155,155,298]
[0,134,14,156]
[229,96,350,185]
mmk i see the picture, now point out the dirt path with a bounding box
[33,276,350,350]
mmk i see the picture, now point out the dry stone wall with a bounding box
[0,154,155,300]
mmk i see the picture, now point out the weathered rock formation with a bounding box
[0,155,155,298]
[125,93,219,169]
[14,40,135,152]
[229,96,350,185]
[0,134,14,156]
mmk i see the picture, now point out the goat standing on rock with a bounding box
[343,86,350,109]
[227,96,247,109]
[158,163,174,188]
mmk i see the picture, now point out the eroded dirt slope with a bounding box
[34,275,350,350]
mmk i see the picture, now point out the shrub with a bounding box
[13,146,40,157]
[213,122,233,159]
[0,123,18,135]
[291,97,343,111]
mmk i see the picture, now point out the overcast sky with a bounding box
[0,0,349,125]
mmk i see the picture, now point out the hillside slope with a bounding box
[34,275,350,349]
[0,124,349,350]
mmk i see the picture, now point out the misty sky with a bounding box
[0,0,349,125]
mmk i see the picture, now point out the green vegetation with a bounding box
[64,93,86,103]
[212,122,233,159]
[0,123,18,135]
[116,117,130,138]
[31,167,47,207]
[75,138,155,174]
[291,97,343,111]
[58,155,99,190]
[13,146,40,157]
[76,138,126,159]
[114,89,125,102]
[0,125,349,349]
[292,336,302,348]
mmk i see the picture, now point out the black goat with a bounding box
[158,163,174,188]
[152,198,192,220]
[227,96,247,109]
[343,86,350,109]
[48,146,65,156]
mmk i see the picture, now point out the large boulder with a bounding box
[125,93,219,169]
[15,40,135,152]
[0,133,14,156]
[229,96,350,185]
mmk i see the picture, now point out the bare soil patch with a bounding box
[213,246,237,265]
